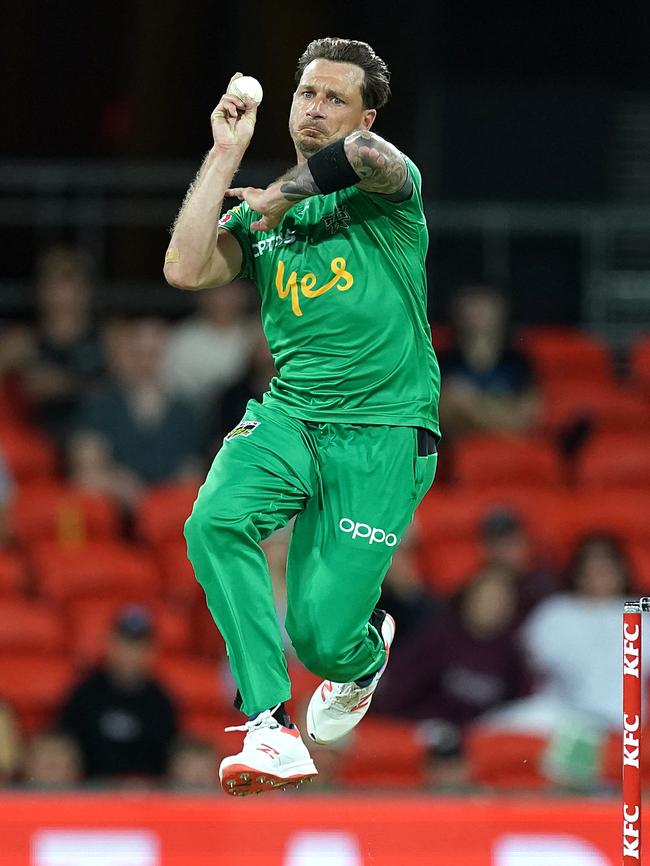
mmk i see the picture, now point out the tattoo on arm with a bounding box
[344,131,412,200]
[276,131,411,204]
[279,165,321,202]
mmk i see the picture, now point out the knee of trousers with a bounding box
[183,500,257,584]
[288,632,354,682]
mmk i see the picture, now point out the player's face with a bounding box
[290,59,376,158]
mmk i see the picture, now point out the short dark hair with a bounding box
[295,38,391,110]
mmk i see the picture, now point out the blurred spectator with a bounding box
[167,737,219,790]
[57,605,178,781]
[162,283,257,411]
[0,323,33,424]
[69,318,199,507]
[21,732,81,789]
[202,329,276,460]
[480,507,557,619]
[379,529,442,639]
[374,566,529,755]
[438,285,540,438]
[478,533,637,736]
[0,700,21,783]
[0,448,14,546]
[24,246,105,443]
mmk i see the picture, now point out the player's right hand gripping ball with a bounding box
[227,75,264,106]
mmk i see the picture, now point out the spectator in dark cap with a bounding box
[480,506,557,619]
[57,605,178,781]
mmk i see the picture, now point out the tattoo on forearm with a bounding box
[279,165,321,202]
[344,131,412,200]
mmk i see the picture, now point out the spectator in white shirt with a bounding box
[162,282,257,412]
[478,533,642,734]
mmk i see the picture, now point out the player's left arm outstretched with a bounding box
[226,131,412,231]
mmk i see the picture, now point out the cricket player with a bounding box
[164,37,440,796]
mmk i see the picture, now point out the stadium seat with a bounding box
[339,718,428,788]
[537,489,650,562]
[630,335,650,395]
[418,537,484,595]
[415,486,562,547]
[0,655,74,733]
[465,728,550,788]
[576,434,650,490]
[518,326,613,386]
[156,656,228,716]
[0,600,64,654]
[429,323,453,353]
[543,381,650,435]
[0,551,28,595]
[30,539,161,602]
[157,539,201,606]
[136,483,199,547]
[192,604,227,659]
[452,434,565,489]
[67,598,192,664]
[629,544,650,591]
[0,423,58,483]
[10,483,120,546]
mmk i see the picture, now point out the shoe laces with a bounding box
[326,681,373,712]
[224,703,281,734]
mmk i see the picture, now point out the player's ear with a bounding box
[362,109,376,130]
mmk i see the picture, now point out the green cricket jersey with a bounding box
[218,155,440,435]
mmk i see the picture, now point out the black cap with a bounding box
[113,605,153,640]
[480,507,522,540]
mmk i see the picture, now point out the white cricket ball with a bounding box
[228,75,263,105]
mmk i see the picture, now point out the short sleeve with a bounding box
[218,203,255,281]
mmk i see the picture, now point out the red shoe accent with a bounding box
[320,681,333,701]
[220,763,317,797]
[349,693,374,713]
[257,743,280,757]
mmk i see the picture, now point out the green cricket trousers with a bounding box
[184,399,437,716]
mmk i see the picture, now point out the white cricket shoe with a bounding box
[306,610,396,745]
[219,705,318,797]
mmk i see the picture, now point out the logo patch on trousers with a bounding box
[338,518,398,547]
[225,421,260,441]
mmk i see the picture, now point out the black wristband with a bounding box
[307,138,360,195]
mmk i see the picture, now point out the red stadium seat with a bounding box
[537,488,650,562]
[192,604,227,659]
[0,551,28,595]
[136,483,199,547]
[156,656,228,716]
[519,326,613,386]
[577,434,650,490]
[0,600,64,654]
[429,323,453,353]
[339,718,428,788]
[30,540,160,603]
[0,654,74,732]
[419,537,484,595]
[415,486,562,547]
[465,729,549,788]
[543,381,650,435]
[0,423,58,483]
[630,335,650,395]
[10,483,120,546]
[629,544,650,592]
[157,540,201,606]
[452,434,565,489]
[67,598,192,664]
